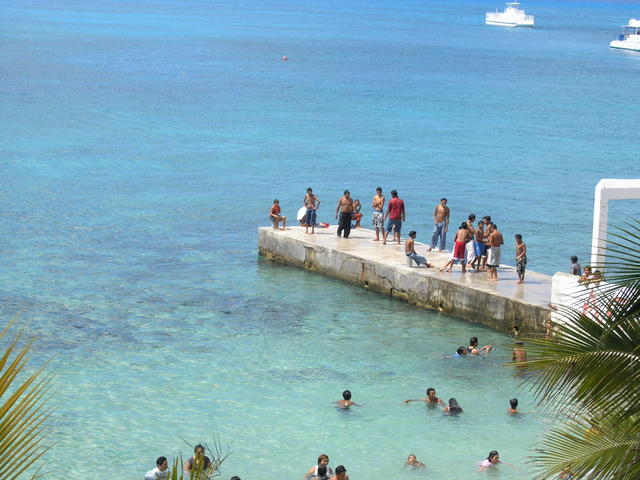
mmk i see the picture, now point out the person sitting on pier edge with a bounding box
[405,231,433,268]
[269,199,286,230]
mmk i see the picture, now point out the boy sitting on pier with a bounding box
[269,199,286,230]
[405,231,433,268]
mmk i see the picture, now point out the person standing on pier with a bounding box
[383,189,405,245]
[371,187,385,241]
[515,234,527,284]
[440,222,471,273]
[428,198,450,252]
[335,190,354,238]
[482,217,493,271]
[487,224,504,280]
[304,188,320,235]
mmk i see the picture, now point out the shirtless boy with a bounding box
[404,387,444,405]
[470,220,485,270]
[487,224,504,281]
[481,216,492,270]
[269,199,286,230]
[405,231,433,268]
[371,187,385,241]
[335,190,354,238]
[428,198,450,252]
[512,342,527,364]
[440,223,470,273]
[304,188,320,235]
[515,234,527,284]
[335,390,361,408]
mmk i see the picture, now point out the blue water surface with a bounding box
[1,0,639,478]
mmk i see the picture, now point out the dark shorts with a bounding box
[386,219,402,234]
[516,256,527,274]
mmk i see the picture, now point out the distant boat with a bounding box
[610,19,640,52]
[485,2,534,28]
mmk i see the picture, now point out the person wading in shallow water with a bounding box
[184,444,211,477]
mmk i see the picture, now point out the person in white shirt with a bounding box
[145,456,169,480]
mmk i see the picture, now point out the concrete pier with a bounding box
[258,226,552,333]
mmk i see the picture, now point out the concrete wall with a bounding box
[259,229,550,333]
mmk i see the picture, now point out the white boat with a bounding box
[485,2,534,28]
[610,19,640,52]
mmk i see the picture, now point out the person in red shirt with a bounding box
[269,199,286,230]
[382,189,405,245]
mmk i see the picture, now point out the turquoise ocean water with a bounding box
[1,0,640,478]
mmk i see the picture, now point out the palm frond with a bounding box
[533,415,640,480]
[524,219,640,479]
[0,322,52,479]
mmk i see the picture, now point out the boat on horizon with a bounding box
[485,2,534,28]
[610,18,640,52]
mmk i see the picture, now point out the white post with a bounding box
[590,179,640,268]
[591,180,608,267]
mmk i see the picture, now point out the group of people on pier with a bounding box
[269,187,528,282]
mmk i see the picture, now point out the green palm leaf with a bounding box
[0,322,52,479]
[523,219,640,479]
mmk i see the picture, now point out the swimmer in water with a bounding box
[468,336,493,355]
[508,398,519,414]
[478,450,513,471]
[405,454,425,468]
[335,390,361,408]
[305,454,334,479]
[404,387,444,405]
[442,397,463,414]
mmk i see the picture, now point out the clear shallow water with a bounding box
[1,0,639,478]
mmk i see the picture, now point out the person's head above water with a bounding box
[448,398,463,413]
[407,454,417,462]
[376,186,382,193]
[317,454,329,466]
[342,390,352,400]
[571,256,578,263]
[510,398,518,409]
[469,336,478,347]
[426,387,436,398]
[468,213,476,221]
[390,190,398,197]
[194,444,205,455]
[409,231,417,238]
[456,346,467,355]
[307,187,313,193]
[459,222,468,229]
[487,450,500,463]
